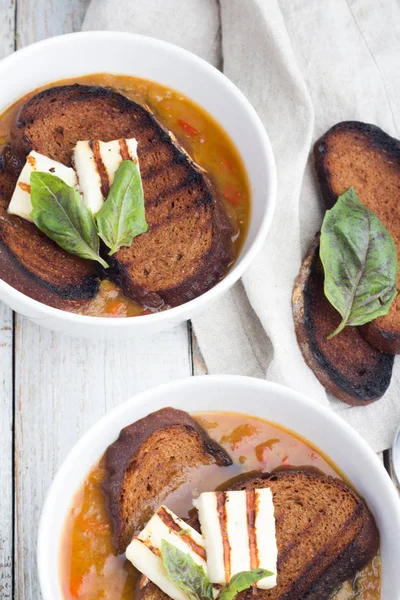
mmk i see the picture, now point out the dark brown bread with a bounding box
[292,237,394,405]
[141,469,379,600]
[102,407,232,554]
[141,468,379,600]
[11,84,234,309]
[230,469,379,600]
[314,121,400,353]
[0,149,99,310]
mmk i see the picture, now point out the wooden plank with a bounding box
[0,307,13,600]
[14,321,192,598]
[0,0,15,58]
[0,4,16,598]
[16,0,91,47]
[12,1,192,598]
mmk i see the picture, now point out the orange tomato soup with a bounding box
[0,74,251,318]
[60,412,381,600]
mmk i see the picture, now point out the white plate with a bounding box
[38,375,400,599]
[0,31,276,339]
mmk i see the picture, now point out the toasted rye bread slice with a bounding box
[102,407,232,554]
[314,121,400,353]
[140,468,379,600]
[292,237,394,405]
[11,84,234,309]
[0,149,99,310]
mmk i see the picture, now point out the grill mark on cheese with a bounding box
[135,536,161,558]
[157,506,207,561]
[89,139,110,198]
[119,138,131,161]
[18,182,30,193]
[216,492,231,582]
[246,489,259,570]
[26,155,36,169]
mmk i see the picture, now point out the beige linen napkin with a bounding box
[84,0,400,452]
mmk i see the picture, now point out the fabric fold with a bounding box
[83,0,221,67]
[83,0,400,452]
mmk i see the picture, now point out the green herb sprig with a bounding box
[96,160,147,255]
[320,187,398,338]
[30,161,148,266]
[30,172,108,268]
[160,539,272,600]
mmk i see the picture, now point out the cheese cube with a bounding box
[73,138,138,214]
[193,489,277,589]
[126,505,208,600]
[7,151,77,222]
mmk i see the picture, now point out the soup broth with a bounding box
[0,74,251,317]
[61,412,381,599]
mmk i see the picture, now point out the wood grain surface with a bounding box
[0,2,15,598]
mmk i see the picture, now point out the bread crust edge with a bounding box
[101,407,232,553]
[292,237,393,405]
[314,120,400,354]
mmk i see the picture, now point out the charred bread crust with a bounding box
[292,237,394,405]
[108,197,233,309]
[0,152,99,309]
[314,120,400,209]
[12,84,234,309]
[12,84,192,164]
[360,320,400,354]
[102,407,232,552]
[0,238,99,308]
[314,121,400,353]
[11,84,161,163]
[302,505,379,600]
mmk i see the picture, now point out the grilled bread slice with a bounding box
[102,407,232,554]
[11,84,234,309]
[292,237,394,405]
[314,121,400,353]
[140,468,379,600]
[0,149,99,310]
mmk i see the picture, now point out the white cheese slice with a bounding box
[73,138,138,214]
[7,150,77,222]
[126,505,208,600]
[193,489,277,589]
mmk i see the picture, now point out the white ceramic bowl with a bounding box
[38,375,400,599]
[0,31,276,339]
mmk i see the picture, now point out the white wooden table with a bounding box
[0,2,397,599]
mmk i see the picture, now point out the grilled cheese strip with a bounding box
[7,151,77,222]
[193,489,277,589]
[126,505,208,600]
[73,138,138,213]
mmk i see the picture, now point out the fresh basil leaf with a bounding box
[96,160,148,256]
[30,172,108,269]
[320,186,398,338]
[219,569,273,600]
[160,540,213,600]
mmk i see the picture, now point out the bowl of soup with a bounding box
[38,375,400,599]
[0,31,275,339]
